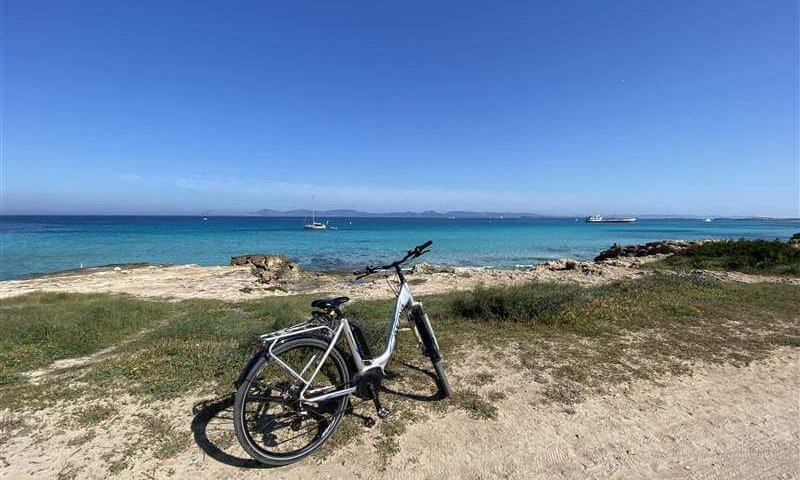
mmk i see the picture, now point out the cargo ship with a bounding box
[585,215,637,223]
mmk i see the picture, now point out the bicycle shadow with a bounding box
[190,394,272,469]
[190,393,379,469]
[190,360,444,468]
[382,361,447,402]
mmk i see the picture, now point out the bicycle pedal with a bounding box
[377,407,391,419]
[363,417,376,428]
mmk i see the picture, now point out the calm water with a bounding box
[1,216,798,280]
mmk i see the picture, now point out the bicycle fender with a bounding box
[234,350,265,388]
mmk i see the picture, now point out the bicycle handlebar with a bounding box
[353,240,433,279]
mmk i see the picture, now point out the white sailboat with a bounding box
[303,197,327,230]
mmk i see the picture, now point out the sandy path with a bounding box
[389,349,800,480]
[3,348,797,479]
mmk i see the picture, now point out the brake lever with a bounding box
[354,265,377,280]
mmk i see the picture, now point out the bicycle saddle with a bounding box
[311,296,350,310]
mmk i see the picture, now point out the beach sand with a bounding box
[2,255,798,302]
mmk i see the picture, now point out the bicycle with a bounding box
[232,240,451,466]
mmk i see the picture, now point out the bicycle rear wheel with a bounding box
[233,337,350,466]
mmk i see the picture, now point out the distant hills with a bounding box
[252,209,799,220]
[253,209,556,219]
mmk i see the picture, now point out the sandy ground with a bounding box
[2,347,797,480]
[3,257,797,302]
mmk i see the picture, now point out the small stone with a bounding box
[412,262,455,274]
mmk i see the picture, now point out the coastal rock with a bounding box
[790,233,800,249]
[543,259,606,276]
[230,254,302,284]
[545,259,578,271]
[594,240,699,262]
[411,263,456,275]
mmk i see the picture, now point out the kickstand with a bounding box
[368,384,391,418]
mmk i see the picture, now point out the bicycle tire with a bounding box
[233,336,350,466]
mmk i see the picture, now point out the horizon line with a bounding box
[1,213,798,221]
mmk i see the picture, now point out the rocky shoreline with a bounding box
[593,239,704,262]
[1,240,797,301]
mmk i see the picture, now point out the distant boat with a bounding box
[585,215,637,223]
[703,218,713,223]
[303,196,327,230]
[304,222,327,230]
[202,217,208,221]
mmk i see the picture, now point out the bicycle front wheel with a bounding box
[233,336,350,466]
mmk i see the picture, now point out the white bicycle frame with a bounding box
[257,279,436,405]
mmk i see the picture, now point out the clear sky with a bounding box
[3,0,798,217]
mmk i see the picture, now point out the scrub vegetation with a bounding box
[654,237,800,276]
[1,268,798,468]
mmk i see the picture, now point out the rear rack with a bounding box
[257,314,336,347]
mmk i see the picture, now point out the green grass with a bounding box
[1,275,799,411]
[138,413,192,460]
[0,293,173,383]
[74,404,118,427]
[0,292,321,404]
[453,389,498,419]
[446,282,595,333]
[653,238,800,275]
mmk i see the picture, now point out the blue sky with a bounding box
[3,0,798,216]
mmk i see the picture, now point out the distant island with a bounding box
[253,209,556,219]
[252,209,800,220]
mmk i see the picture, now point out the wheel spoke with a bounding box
[236,339,348,460]
[253,414,299,434]
[272,424,322,447]
[298,353,318,379]
[245,394,286,402]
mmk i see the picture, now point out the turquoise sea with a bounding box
[1,216,798,280]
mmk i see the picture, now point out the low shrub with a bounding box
[663,238,800,275]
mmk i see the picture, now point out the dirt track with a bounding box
[3,348,797,479]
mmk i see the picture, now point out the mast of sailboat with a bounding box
[311,195,315,224]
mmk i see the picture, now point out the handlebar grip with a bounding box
[409,240,433,256]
